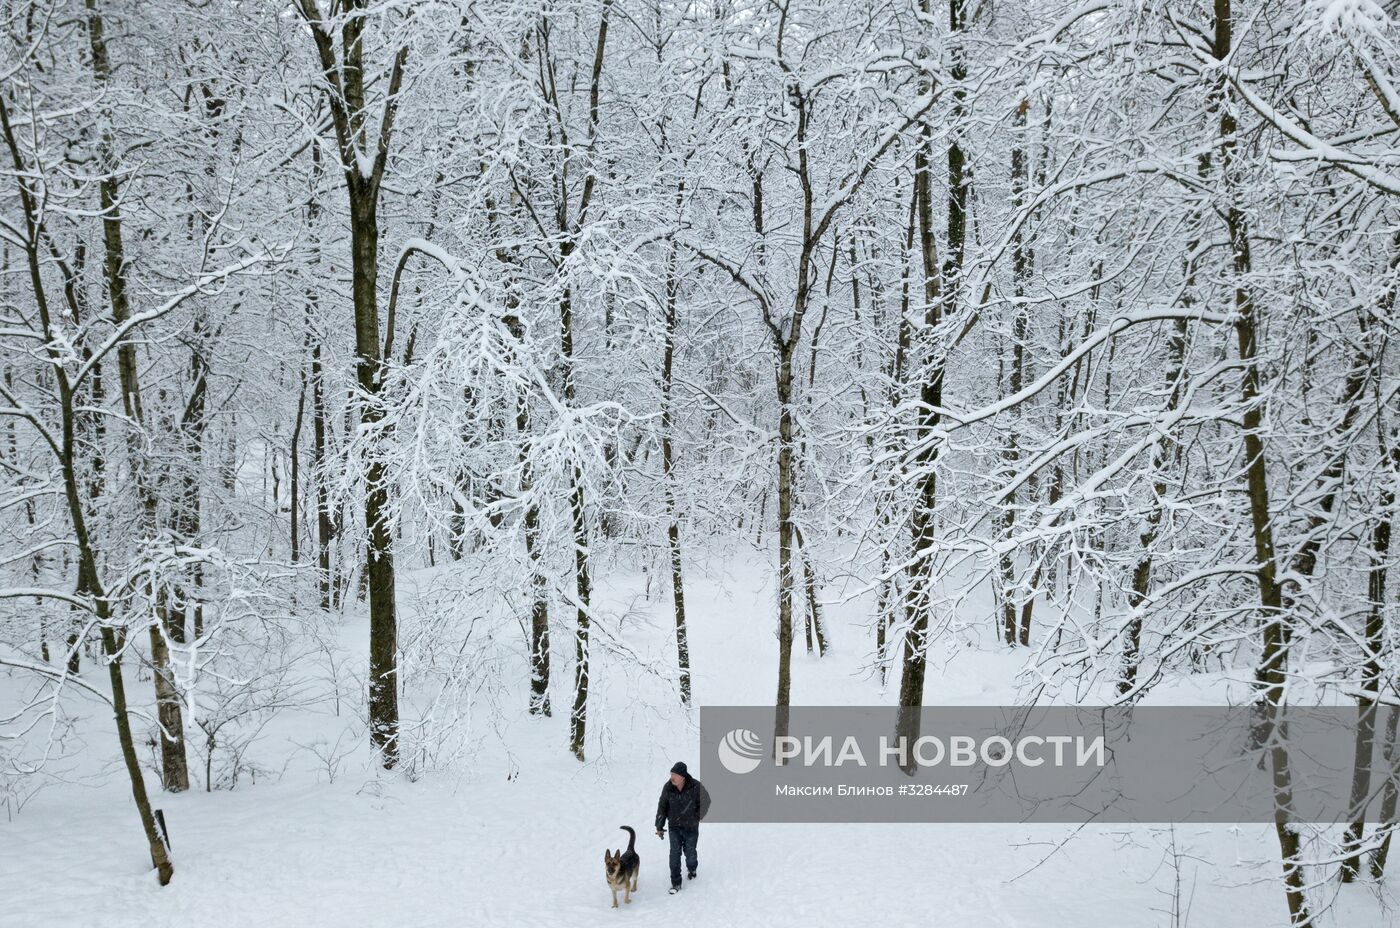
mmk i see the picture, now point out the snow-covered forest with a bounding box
[1,0,1398,925]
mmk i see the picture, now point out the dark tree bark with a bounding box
[291,371,305,565]
[172,335,208,645]
[662,186,691,706]
[703,13,930,745]
[294,0,408,767]
[1211,0,1309,920]
[548,0,612,761]
[1343,440,1394,880]
[999,96,1030,648]
[1343,246,1400,880]
[794,524,826,656]
[1370,704,1400,878]
[0,82,173,884]
[899,0,963,739]
[84,0,190,794]
[564,287,593,760]
[874,187,917,686]
[311,338,335,609]
[501,314,552,717]
[304,149,336,610]
[1119,297,1192,691]
[770,78,832,744]
[775,342,797,742]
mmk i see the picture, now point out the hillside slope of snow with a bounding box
[1,549,1393,927]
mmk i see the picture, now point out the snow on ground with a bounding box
[2,544,1396,927]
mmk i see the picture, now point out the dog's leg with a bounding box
[624,883,632,905]
[611,886,618,909]
[631,870,638,892]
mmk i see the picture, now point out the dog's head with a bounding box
[604,849,622,880]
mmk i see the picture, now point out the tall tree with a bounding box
[293,0,408,767]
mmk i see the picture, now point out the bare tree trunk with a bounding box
[353,190,401,768]
[524,473,551,718]
[170,335,207,647]
[566,454,592,760]
[85,0,189,793]
[1212,1,1308,919]
[1118,313,1188,693]
[1370,704,1400,877]
[563,0,614,761]
[293,0,408,767]
[561,258,592,759]
[662,199,691,706]
[1343,253,1399,879]
[559,256,594,756]
[0,84,173,884]
[69,246,100,673]
[100,623,174,882]
[1341,443,1393,879]
[775,347,796,744]
[1016,567,1038,647]
[795,524,826,656]
[291,373,305,564]
[999,96,1030,647]
[1235,266,1309,928]
[899,0,962,737]
[150,592,188,791]
[875,188,916,686]
[8,363,55,664]
[310,336,333,609]
[503,314,551,717]
[768,182,806,741]
[305,150,335,611]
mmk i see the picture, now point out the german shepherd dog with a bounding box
[604,826,640,908]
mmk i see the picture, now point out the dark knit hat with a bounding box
[670,761,688,777]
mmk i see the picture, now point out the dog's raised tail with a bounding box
[619,825,636,854]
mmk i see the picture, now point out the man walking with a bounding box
[655,761,710,894]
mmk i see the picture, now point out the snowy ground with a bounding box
[2,544,1396,927]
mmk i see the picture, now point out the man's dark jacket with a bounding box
[656,775,711,831]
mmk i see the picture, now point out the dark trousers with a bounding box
[668,826,698,887]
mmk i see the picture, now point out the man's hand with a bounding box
[656,829,665,839]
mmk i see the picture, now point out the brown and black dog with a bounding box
[604,825,640,908]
